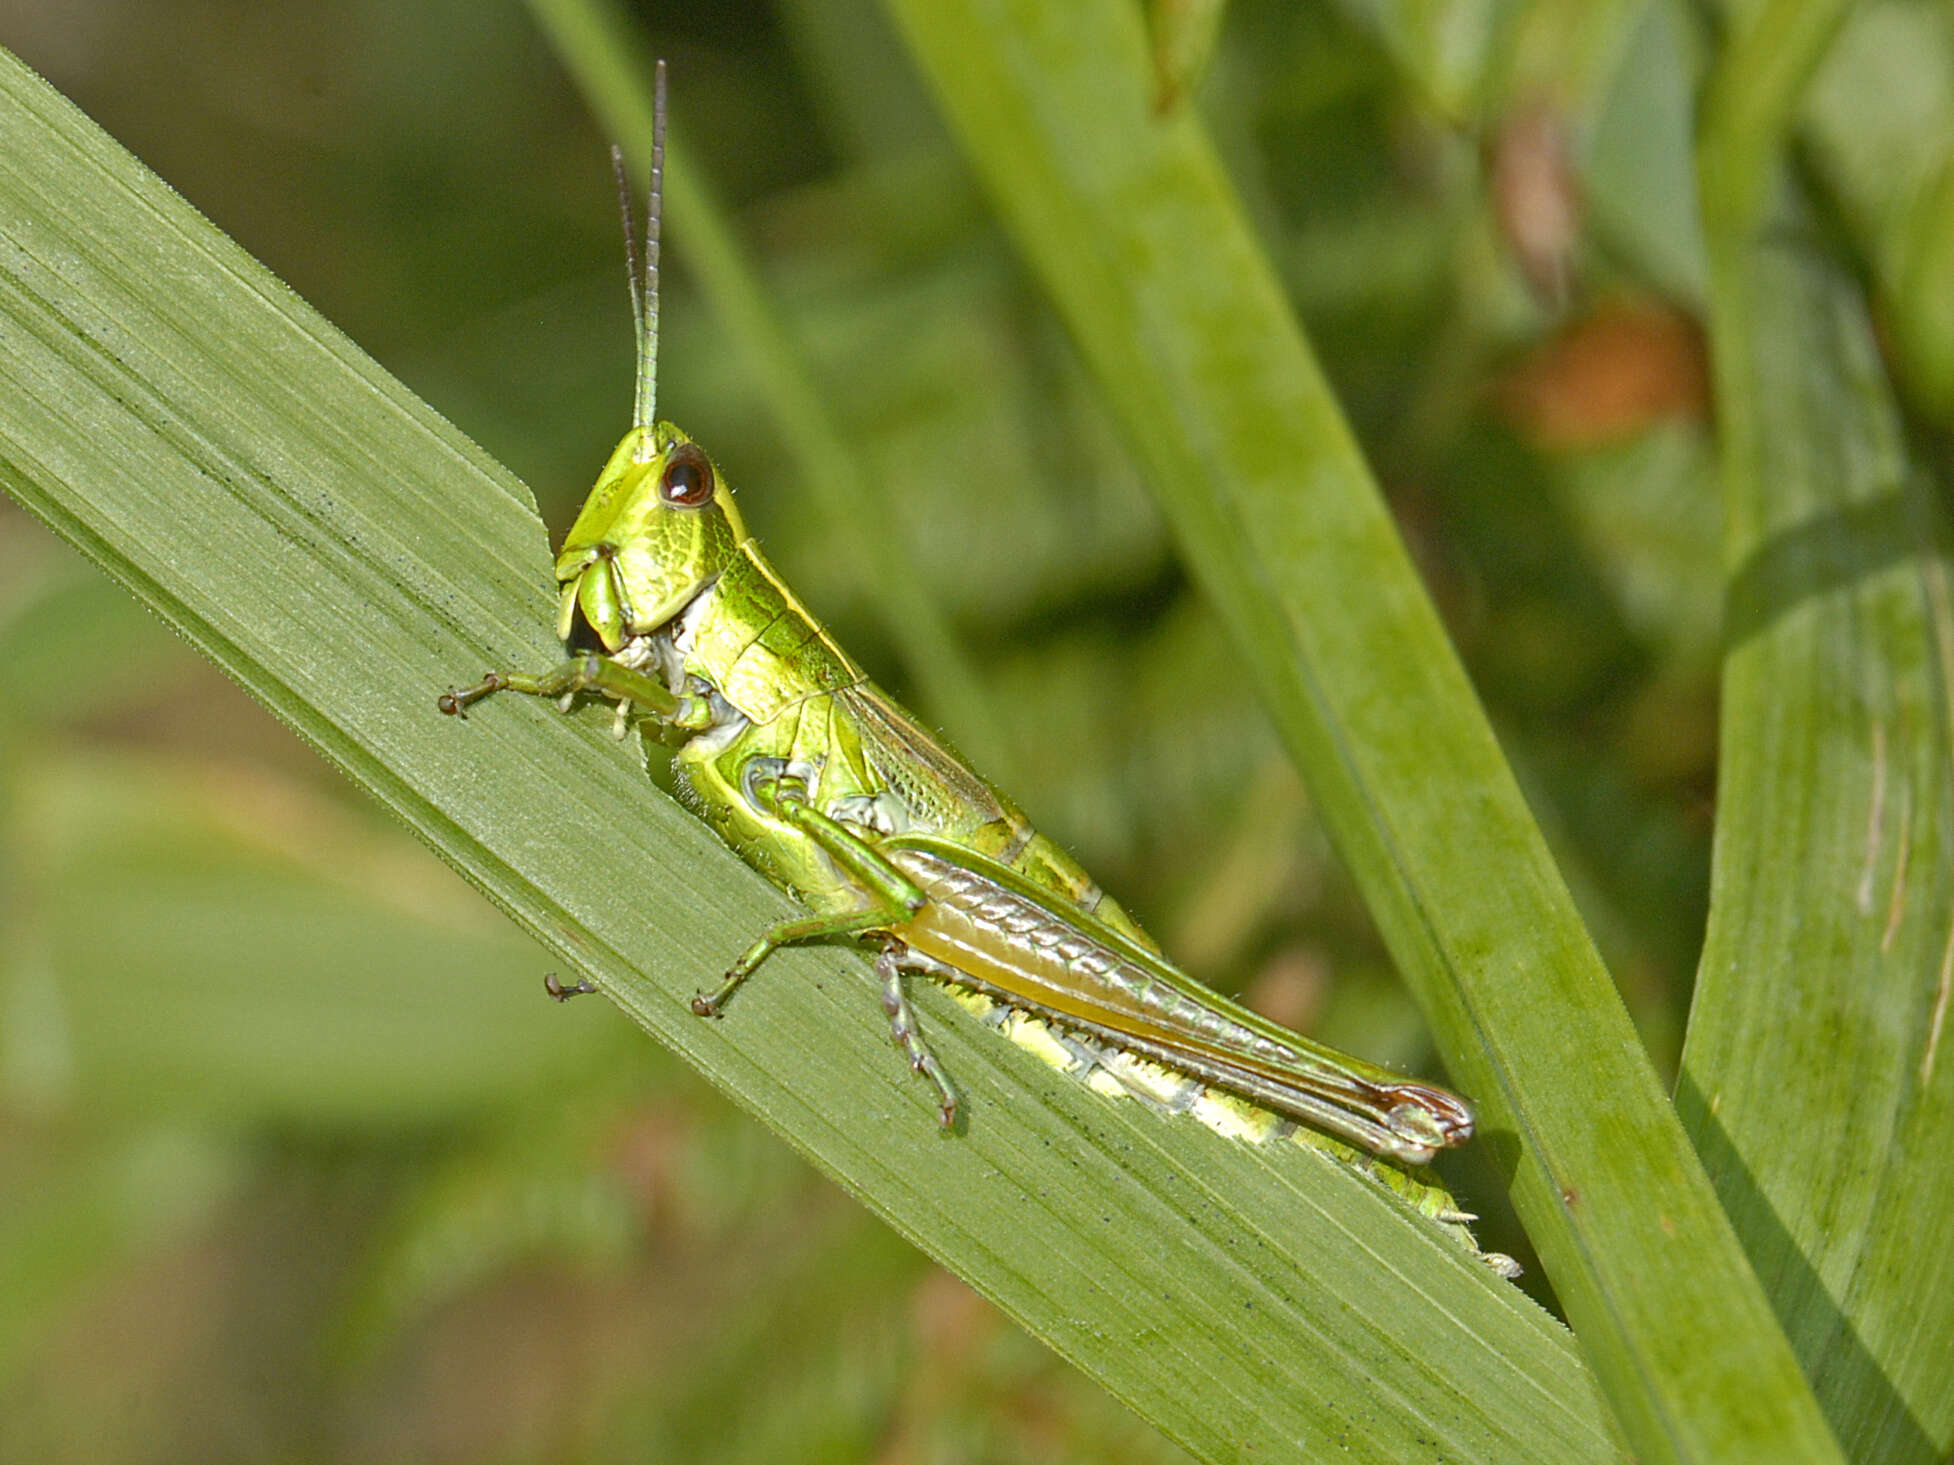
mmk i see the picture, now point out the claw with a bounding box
[438,672,507,717]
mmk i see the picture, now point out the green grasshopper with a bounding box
[440,63,1474,1170]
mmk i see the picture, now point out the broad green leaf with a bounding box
[15,750,618,1127]
[877,1,1841,1460]
[1689,4,1954,1460]
[0,44,1612,1465]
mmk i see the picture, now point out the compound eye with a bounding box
[660,442,716,507]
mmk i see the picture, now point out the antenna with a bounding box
[611,143,642,382]
[640,59,667,441]
[613,60,667,455]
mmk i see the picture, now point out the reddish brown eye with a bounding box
[660,442,715,507]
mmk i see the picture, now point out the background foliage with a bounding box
[1,0,1950,1460]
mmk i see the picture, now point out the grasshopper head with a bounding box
[552,423,749,652]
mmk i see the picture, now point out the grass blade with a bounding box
[1688,6,1954,1460]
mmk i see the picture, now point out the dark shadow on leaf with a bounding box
[1675,1070,1938,1464]
[1723,495,1915,651]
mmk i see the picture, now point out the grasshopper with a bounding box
[440,63,1474,1170]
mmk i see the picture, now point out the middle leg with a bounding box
[876,939,959,1129]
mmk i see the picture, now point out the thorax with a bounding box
[675,541,863,727]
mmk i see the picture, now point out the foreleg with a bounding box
[439,653,711,735]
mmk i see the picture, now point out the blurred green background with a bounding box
[1,0,1949,1459]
